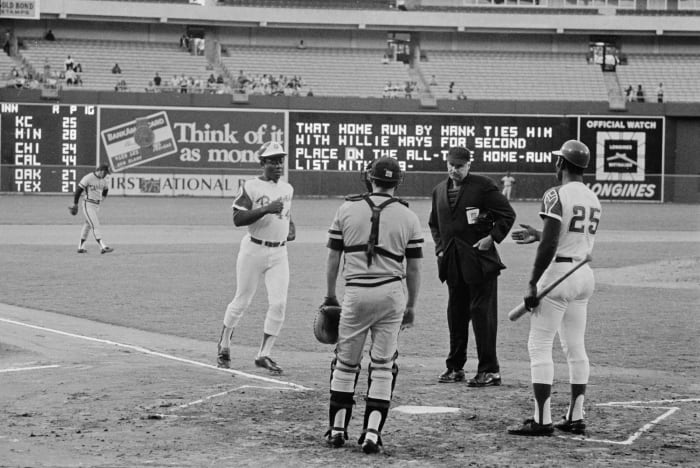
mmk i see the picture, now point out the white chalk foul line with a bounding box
[0,317,310,392]
[174,385,294,411]
[597,398,700,406]
[0,364,60,373]
[572,406,680,446]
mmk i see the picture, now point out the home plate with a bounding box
[393,405,461,414]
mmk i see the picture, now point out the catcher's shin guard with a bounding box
[358,359,398,445]
[327,358,361,440]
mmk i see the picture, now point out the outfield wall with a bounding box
[1,88,698,202]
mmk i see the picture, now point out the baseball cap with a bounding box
[370,157,402,182]
[447,146,473,164]
[97,163,111,173]
[258,141,287,159]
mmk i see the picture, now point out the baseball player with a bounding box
[69,163,114,254]
[323,157,423,454]
[507,140,601,436]
[216,141,295,375]
[501,171,515,201]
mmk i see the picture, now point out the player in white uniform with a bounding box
[216,141,295,375]
[70,164,114,254]
[508,140,601,436]
[501,171,515,200]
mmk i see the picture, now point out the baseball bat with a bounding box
[508,254,592,322]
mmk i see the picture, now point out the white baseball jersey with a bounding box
[539,181,601,260]
[78,172,109,203]
[232,177,293,242]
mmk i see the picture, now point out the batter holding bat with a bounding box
[507,139,601,437]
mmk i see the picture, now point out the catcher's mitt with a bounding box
[313,297,341,344]
[68,205,78,216]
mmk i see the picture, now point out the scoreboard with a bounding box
[0,103,98,193]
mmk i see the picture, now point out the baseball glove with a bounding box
[68,204,78,216]
[313,296,341,345]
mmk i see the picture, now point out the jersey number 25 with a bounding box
[569,205,601,235]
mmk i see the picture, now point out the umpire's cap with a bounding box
[553,139,590,169]
[258,141,287,159]
[369,157,402,184]
[447,146,474,164]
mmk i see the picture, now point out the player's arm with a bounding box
[232,199,283,227]
[102,188,108,200]
[72,185,84,205]
[325,248,342,301]
[287,217,296,241]
[524,217,560,310]
[402,257,421,329]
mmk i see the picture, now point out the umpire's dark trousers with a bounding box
[445,278,499,374]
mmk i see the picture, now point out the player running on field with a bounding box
[69,163,114,254]
[507,139,601,436]
[323,157,423,454]
[216,141,296,375]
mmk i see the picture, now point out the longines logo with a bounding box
[596,132,646,182]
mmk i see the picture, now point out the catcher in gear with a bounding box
[70,164,114,254]
[507,139,601,436]
[323,157,423,454]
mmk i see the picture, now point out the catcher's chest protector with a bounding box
[362,195,407,267]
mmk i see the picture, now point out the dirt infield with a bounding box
[0,196,698,467]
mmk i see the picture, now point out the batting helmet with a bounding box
[552,140,590,169]
[368,157,403,184]
[258,141,287,159]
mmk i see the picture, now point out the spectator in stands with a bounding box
[115,79,127,92]
[207,73,216,87]
[216,74,225,85]
[194,37,205,56]
[145,81,156,93]
[457,89,467,100]
[44,29,55,41]
[179,33,190,51]
[382,53,390,65]
[307,88,314,97]
[10,66,19,78]
[73,60,82,73]
[153,72,162,87]
[625,85,634,102]
[449,81,455,94]
[65,68,77,86]
[64,55,75,71]
[297,39,306,49]
[430,74,438,86]
[636,84,645,103]
[656,83,664,103]
[112,63,122,74]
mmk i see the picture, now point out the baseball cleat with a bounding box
[438,368,465,383]
[362,438,380,454]
[101,246,114,254]
[254,356,282,375]
[507,418,553,436]
[217,345,231,368]
[554,418,586,435]
[77,248,87,254]
[467,372,501,387]
[325,429,346,448]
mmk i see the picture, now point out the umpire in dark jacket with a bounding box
[429,146,516,386]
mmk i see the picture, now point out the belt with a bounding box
[85,199,100,205]
[555,256,573,263]
[250,237,286,247]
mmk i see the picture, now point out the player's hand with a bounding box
[523,284,540,312]
[265,199,284,215]
[401,306,415,331]
[473,234,493,251]
[68,204,78,216]
[511,224,539,244]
